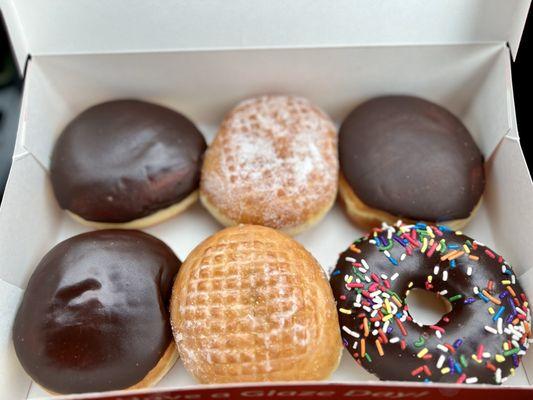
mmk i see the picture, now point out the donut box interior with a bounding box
[1,1,533,399]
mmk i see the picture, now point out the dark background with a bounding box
[0,16,21,200]
[0,10,531,202]
[511,7,532,169]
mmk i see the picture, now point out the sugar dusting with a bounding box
[172,226,332,382]
[201,95,338,229]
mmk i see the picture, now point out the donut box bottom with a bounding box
[1,42,533,400]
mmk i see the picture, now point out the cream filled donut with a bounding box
[338,96,485,230]
[50,100,207,229]
[12,230,180,394]
[200,95,338,235]
[170,225,342,383]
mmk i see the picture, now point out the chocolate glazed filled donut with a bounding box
[338,96,485,230]
[330,222,531,384]
[12,230,180,394]
[50,100,207,229]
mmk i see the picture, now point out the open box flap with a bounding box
[1,0,531,72]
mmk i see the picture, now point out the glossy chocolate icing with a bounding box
[339,96,485,221]
[12,230,180,394]
[330,224,530,384]
[50,100,207,223]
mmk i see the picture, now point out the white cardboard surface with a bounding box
[0,0,531,71]
[18,44,510,171]
[1,43,532,398]
[0,280,29,400]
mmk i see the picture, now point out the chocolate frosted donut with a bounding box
[338,96,485,229]
[12,230,180,394]
[330,222,531,384]
[51,100,207,228]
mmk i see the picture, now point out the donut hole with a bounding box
[406,288,452,326]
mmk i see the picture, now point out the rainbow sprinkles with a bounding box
[330,221,532,384]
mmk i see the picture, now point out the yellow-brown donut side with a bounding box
[67,190,198,229]
[338,173,481,231]
[199,188,336,236]
[127,342,179,390]
[170,225,342,383]
[200,95,338,235]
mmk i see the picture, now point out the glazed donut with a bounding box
[338,95,485,230]
[12,230,180,394]
[200,95,338,235]
[50,100,207,229]
[170,225,342,383]
[330,222,531,384]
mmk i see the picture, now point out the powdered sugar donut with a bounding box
[200,95,338,235]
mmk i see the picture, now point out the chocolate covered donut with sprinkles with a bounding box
[330,222,531,384]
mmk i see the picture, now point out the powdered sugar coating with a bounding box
[201,95,338,230]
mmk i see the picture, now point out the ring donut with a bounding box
[330,222,531,384]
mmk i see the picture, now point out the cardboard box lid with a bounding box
[1,0,531,71]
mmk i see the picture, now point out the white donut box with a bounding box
[1,1,532,399]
